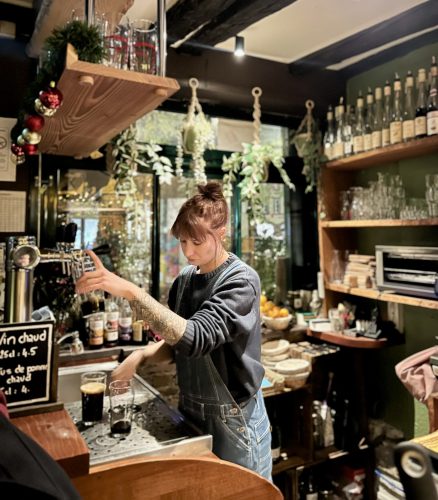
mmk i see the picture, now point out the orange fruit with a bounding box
[279,308,289,317]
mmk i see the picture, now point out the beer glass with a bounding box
[80,371,107,426]
[109,380,135,437]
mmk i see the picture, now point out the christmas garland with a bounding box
[11,20,104,164]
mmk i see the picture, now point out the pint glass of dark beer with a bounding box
[80,371,107,425]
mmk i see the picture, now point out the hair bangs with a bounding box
[170,211,208,242]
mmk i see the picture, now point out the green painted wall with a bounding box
[345,42,438,439]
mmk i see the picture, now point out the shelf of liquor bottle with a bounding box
[325,135,438,171]
[320,218,438,228]
[325,282,438,310]
[307,327,388,349]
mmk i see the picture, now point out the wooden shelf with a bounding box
[38,44,180,158]
[326,283,438,310]
[272,455,307,475]
[314,443,369,462]
[325,135,438,171]
[321,218,438,228]
[307,328,388,349]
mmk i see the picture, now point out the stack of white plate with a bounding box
[261,339,290,367]
[274,358,311,389]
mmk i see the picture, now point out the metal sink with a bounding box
[58,362,212,466]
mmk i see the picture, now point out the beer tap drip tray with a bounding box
[60,366,212,466]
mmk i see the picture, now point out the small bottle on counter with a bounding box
[119,299,133,345]
[88,312,104,349]
[133,320,149,345]
[104,296,119,348]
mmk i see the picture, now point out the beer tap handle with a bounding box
[55,223,66,245]
[65,222,78,246]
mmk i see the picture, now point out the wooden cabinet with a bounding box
[319,135,438,319]
[38,44,180,158]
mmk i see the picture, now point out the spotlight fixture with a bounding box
[234,35,245,57]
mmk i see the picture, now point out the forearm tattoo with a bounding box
[129,289,187,345]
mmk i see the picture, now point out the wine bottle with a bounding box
[402,71,415,142]
[372,87,383,149]
[343,104,354,157]
[427,56,438,136]
[415,68,428,138]
[332,98,345,159]
[363,87,374,151]
[270,409,282,463]
[352,92,365,154]
[305,471,319,500]
[390,73,403,144]
[323,105,335,160]
[382,80,392,147]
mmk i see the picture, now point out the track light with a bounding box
[234,35,245,57]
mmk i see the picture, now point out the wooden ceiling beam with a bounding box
[167,0,236,41]
[191,0,298,46]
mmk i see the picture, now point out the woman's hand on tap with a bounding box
[75,250,138,300]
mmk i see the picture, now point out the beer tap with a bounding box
[4,223,93,324]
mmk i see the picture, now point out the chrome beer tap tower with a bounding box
[4,223,92,324]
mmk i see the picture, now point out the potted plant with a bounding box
[222,87,294,226]
[175,78,215,184]
[290,100,326,194]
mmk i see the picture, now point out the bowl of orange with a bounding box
[260,296,292,330]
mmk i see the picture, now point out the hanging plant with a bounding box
[175,78,215,184]
[108,123,174,193]
[222,87,294,226]
[290,100,326,193]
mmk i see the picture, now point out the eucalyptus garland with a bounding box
[12,21,104,143]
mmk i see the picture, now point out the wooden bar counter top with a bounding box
[12,408,89,478]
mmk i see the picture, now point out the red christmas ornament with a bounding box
[25,114,45,132]
[39,81,63,110]
[23,143,38,155]
[11,143,25,164]
[35,81,63,117]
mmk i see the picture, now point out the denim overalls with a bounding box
[174,263,272,481]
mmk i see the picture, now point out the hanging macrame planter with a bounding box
[175,77,214,185]
[291,99,325,193]
[222,86,294,226]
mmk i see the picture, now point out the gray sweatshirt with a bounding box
[168,253,265,404]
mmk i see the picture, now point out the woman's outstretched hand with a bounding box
[75,250,138,300]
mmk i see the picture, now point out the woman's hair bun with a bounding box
[197,181,224,201]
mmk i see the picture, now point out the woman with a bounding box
[76,181,272,480]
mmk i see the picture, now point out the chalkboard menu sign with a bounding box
[0,321,55,408]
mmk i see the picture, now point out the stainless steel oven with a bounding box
[375,245,438,299]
